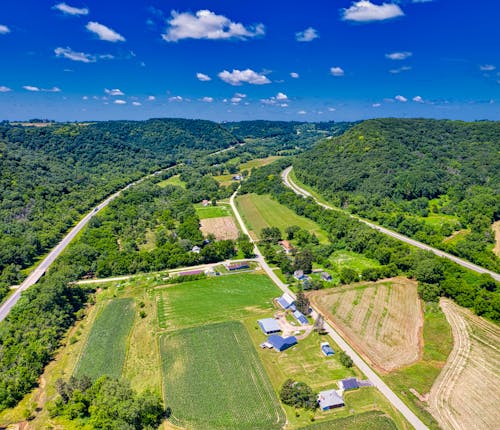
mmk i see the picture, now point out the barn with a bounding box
[277,293,295,310]
[339,378,359,391]
[258,318,281,335]
[267,334,298,352]
[292,310,309,325]
[318,389,344,410]
[320,342,335,356]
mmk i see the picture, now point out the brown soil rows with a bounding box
[333,289,358,321]
[428,299,500,430]
[200,216,239,240]
[364,284,388,344]
[350,287,376,332]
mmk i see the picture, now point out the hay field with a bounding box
[200,216,239,240]
[309,278,423,372]
[428,299,500,430]
[160,321,285,430]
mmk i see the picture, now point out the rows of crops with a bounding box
[298,411,397,430]
[160,321,286,430]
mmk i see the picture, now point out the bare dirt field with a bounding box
[309,277,423,372]
[492,220,500,256]
[200,216,239,240]
[428,299,500,430]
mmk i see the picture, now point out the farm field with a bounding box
[240,155,282,170]
[298,410,397,430]
[236,193,328,243]
[428,299,500,430]
[195,204,232,219]
[157,174,185,188]
[329,250,381,273]
[309,278,423,372]
[200,216,239,240]
[160,321,285,430]
[156,273,278,330]
[74,298,135,380]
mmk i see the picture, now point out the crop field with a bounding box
[236,193,328,242]
[309,278,423,372]
[428,299,500,430]
[200,216,239,240]
[156,273,278,330]
[298,411,397,430]
[195,204,232,219]
[160,321,285,430]
[74,298,135,380]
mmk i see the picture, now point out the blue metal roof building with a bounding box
[267,335,298,351]
[277,293,295,310]
[258,318,281,335]
[321,342,335,356]
[293,310,309,325]
[339,378,359,391]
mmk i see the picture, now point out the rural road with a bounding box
[229,190,429,430]
[282,166,500,282]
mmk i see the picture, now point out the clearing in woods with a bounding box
[492,220,500,256]
[200,216,239,240]
[74,298,135,380]
[309,277,423,372]
[160,321,285,430]
[428,298,500,430]
[236,193,328,243]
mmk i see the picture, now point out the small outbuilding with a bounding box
[277,293,295,310]
[278,240,294,254]
[339,378,359,391]
[258,318,281,335]
[318,389,344,410]
[191,246,201,254]
[267,334,298,352]
[321,342,335,357]
[293,270,308,281]
[293,310,309,325]
[225,262,250,271]
[321,272,333,281]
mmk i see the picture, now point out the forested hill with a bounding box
[294,118,500,271]
[0,119,238,296]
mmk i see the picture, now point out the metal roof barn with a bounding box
[258,318,281,335]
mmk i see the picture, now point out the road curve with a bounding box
[282,166,500,282]
[229,190,429,430]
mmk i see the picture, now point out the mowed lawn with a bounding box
[195,204,232,219]
[74,298,135,380]
[156,273,279,330]
[298,411,397,430]
[236,193,328,243]
[160,321,285,430]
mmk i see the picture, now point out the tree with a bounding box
[279,379,317,410]
[293,249,313,274]
[237,235,254,258]
[340,268,358,284]
[338,351,353,368]
[261,227,282,243]
[295,290,310,315]
[285,225,301,240]
[313,314,327,334]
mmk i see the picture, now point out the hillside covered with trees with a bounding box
[294,119,500,271]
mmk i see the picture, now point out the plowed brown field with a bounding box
[428,299,500,430]
[309,277,423,372]
[200,216,239,240]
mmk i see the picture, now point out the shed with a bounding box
[258,318,281,335]
[226,262,250,271]
[278,240,294,254]
[277,293,295,310]
[191,246,201,254]
[339,378,359,391]
[293,270,307,281]
[320,342,335,356]
[321,272,333,281]
[318,389,344,410]
[293,310,309,325]
[267,335,298,352]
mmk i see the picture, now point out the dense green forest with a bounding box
[0,119,239,299]
[241,159,499,321]
[294,119,500,271]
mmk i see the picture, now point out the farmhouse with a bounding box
[318,389,344,410]
[292,310,309,325]
[321,272,332,281]
[293,270,308,281]
[258,318,281,335]
[277,293,295,310]
[267,334,298,352]
[232,175,242,181]
[321,342,335,356]
[225,262,250,271]
[339,378,359,391]
[278,240,294,254]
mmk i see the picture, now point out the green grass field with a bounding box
[236,193,328,243]
[298,411,397,430]
[240,156,282,171]
[329,250,381,273]
[157,174,185,188]
[160,321,285,430]
[156,273,279,330]
[195,204,232,219]
[74,298,135,380]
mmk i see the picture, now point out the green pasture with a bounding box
[195,204,232,219]
[157,174,185,188]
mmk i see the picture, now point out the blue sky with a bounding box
[0,0,499,121]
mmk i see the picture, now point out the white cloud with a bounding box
[46,87,61,92]
[372,103,381,107]
[132,101,142,106]
[218,69,271,85]
[53,3,89,16]
[342,1,404,22]
[389,65,412,74]
[261,92,288,105]
[298,110,307,115]
[147,96,156,101]
[0,86,12,92]
[290,72,299,79]
[23,86,40,92]
[280,103,288,108]
[55,46,96,63]
[23,85,61,92]
[114,99,126,104]
[328,107,336,112]
[162,10,265,42]
[386,51,412,60]
[201,96,214,103]
[480,64,496,71]
[168,96,183,102]
[105,88,125,96]
[86,21,125,42]
[413,95,424,103]
[295,27,319,42]
[412,0,433,3]
[231,96,243,103]
[395,95,408,102]
[196,72,211,81]
[330,67,345,77]
[0,25,10,34]
[82,96,88,100]
[276,92,288,100]
[234,92,246,98]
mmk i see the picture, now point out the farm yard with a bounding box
[428,299,500,430]
[74,298,135,380]
[309,278,423,372]
[200,216,239,240]
[160,321,285,430]
[235,193,328,243]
